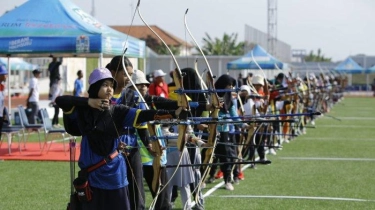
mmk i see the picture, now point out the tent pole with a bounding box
[7,56,11,121]
[99,53,103,67]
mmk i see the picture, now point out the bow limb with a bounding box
[184,10,221,206]
[137,2,190,209]
[147,124,162,193]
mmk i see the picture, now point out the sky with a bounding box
[1,0,374,62]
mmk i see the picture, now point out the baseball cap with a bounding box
[153,69,166,77]
[0,65,8,75]
[252,75,264,86]
[88,68,117,89]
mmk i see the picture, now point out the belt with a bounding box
[86,150,119,173]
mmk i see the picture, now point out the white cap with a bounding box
[132,70,150,85]
[240,85,250,93]
[153,69,167,77]
[252,75,264,86]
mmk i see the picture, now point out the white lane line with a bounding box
[279,157,375,161]
[332,117,375,120]
[310,125,375,128]
[191,159,256,207]
[216,195,374,202]
[300,137,375,141]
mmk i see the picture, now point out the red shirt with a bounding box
[149,82,169,98]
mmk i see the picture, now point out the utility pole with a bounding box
[90,0,96,17]
[267,0,277,57]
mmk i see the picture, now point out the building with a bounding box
[110,25,194,56]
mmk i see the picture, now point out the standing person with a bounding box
[0,65,8,137]
[49,76,63,127]
[105,56,145,210]
[237,73,243,87]
[244,73,253,86]
[73,70,84,97]
[48,56,62,98]
[372,78,375,97]
[27,69,41,124]
[56,68,185,210]
[149,69,169,98]
[214,74,242,191]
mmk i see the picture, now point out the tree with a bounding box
[305,49,332,62]
[199,33,245,56]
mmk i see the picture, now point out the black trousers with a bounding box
[125,149,146,210]
[216,132,234,184]
[143,165,172,210]
[27,102,39,124]
[81,186,130,210]
[0,117,3,140]
[52,104,60,125]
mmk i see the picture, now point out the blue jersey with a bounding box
[74,78,83,97]
[67,106,139,190]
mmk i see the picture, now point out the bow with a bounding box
[183,9,220,206]
[136,1,190,209]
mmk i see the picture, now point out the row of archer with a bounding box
[62,1,347,209]
[140,65,346,209]
[59,57,345,210]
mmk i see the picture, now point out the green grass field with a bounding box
[1,97,374,210]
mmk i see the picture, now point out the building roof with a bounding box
[110,25,193,48]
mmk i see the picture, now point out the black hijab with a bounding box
[214,74,235,112]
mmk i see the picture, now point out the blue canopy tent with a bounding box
[365,65,375,74]
[0,58,38,71]
[334,57,364,74]
[0,0,146,113]
[0,0,145,59]
[334,57,365,88]
[227,45,284,70]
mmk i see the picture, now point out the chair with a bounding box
[39,108,70,154]
[17,105,44,149]
[0,107,25,154]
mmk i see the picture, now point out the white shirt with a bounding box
[243,98,260,116]
[28,77,39,102]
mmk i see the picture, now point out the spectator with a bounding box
[244,73,253,85]
[0,65,8,138]
[27,69,41,124]
[149,69,169,98]
[73,70,84,97]
[50,76,63,127]
[48,56,62,98]
[237,73,243,87]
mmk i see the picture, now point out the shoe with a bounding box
[193,205,205,210]
[283,139,290,144]
[249,164,257,169]
[311,120,315,126]
[233,177,240,185]
[225,182,234,191]
[206,176,215,184]
[53,124,62,128]
[259,158,271,165]
[269,148,277,155]
[201,183,206,189]
[215,170,223,179]
[238,172,245,180]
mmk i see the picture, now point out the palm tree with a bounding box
[305,48,331,62]
[199,33,245,56]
